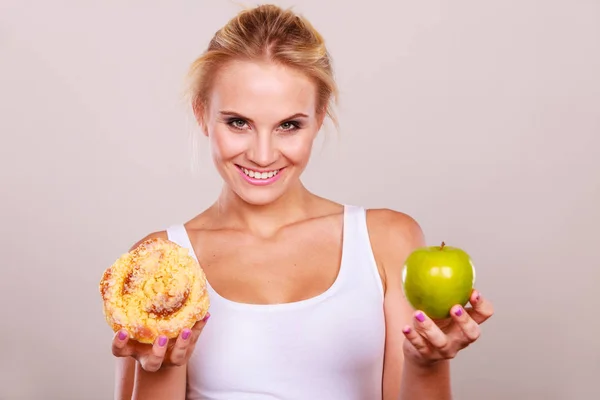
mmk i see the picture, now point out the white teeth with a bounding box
[241,167,280,180]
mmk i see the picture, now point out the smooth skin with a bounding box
[111,60,494,400]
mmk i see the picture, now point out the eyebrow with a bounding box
[218,111,309,124]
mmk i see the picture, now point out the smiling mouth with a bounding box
[235,165,282,180]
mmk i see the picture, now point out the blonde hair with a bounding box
[186,4,338,128]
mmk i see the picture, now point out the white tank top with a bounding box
[166,205,386,400]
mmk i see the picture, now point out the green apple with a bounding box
[402,242,475,320]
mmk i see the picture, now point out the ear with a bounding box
[315,108,327,132]
[199,119,209,137]
[193,102,209,137]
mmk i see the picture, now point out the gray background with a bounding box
[1,0,598,399]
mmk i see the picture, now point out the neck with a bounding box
[212,180,317,236]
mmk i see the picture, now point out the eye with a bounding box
[279,121,300,132]
[227,118,249,131]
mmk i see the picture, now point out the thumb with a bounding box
[190,312,211,344]
[112,329,134,357]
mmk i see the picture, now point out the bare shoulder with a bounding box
[129,231,168,251]
[366,208,424,242]
[365,208,426,292]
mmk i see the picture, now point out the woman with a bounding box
[110,4,494,400]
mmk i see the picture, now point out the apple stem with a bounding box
[441,241,445,249]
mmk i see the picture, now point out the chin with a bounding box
[234,187,287,206]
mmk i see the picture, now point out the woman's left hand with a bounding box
[401,289,494,367]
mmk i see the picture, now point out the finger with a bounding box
[111,329,133,357]
[141,335,169,372]
[190,312,210,345]
[450,305,481,343]
[413,311,451,352]
[168,328,194,366]
[402,325,430,354]
[168,313,210,366]
[468,290,494,324]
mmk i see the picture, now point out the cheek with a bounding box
[279,135,314,165]
[210,128,247,160]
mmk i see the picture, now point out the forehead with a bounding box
[209,60,317,119]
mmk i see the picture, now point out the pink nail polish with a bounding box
[402,326,411,334]
[203,312,211,322]
[455,307,463,317]
[415,312,425,322]
[118,331,127,341]
[182,329,191,340]
[159,336,167,347]
[476,292,481,301]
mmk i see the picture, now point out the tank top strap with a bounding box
[166,224,198,262]
[340,205,385,299]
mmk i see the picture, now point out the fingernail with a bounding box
[475,292,481,301]
[158,336,167,347]
[402,326,411,334]
[203,312,211,322]
[455,307,463,317]
[118,330,127,341]
[182,329,191,340]
[415,311,425,322]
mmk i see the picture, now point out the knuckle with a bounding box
[180,342,192,353]
[480,302,494,317]
[461,321,480,341]
[111,340,123,351]
[414,324,429,336]
[433,336,449,350]
[438,340,452,354]
[149,351,165,364]
[411,338,424,349]
[111,345,127,357]
[408,336,426,351]
[170,350,186,366]
[441,347,457,359]
[153,346,167,357]
[147,360,162,372]
[142,361,156,372]
[415,342,429,353]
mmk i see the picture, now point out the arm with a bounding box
[114,353,187,400]
[131,364,187,400]
[367,209,452,400]
[111,231,191,400]
[114,357,135,400]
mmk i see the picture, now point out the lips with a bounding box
[239,166,280,180]
[235,164,285,186]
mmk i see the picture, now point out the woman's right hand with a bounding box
[111,313,210,372]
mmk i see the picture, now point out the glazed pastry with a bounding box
[99,237,210,344]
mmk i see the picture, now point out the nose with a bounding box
[247,132,278,167]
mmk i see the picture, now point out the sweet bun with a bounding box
[99,237,210,344]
